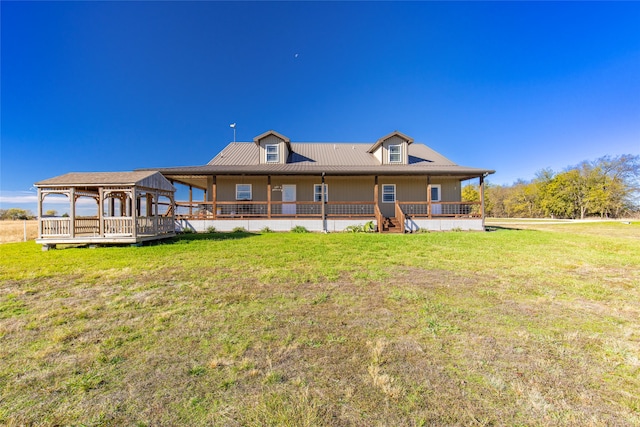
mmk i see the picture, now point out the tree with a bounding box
[461,184,479,203]
[45,209,58,217]
[466,155,640,219]
[503,179,542,218]
[593,154,640,217]
[462,184,482,216]
[485,183,510,218]
[0,208,34,220]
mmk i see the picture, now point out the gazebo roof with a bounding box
[35,171,176,192]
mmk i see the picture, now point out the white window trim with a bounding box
[388,144,402,163]
[314,184,328,202]
[236,184,252,200]
[382,184,396,203]
[430,184,442,202]
[266,144,279,163]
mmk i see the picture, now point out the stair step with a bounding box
[381,217,402,233]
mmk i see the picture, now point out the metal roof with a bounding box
[208,142,459,167]
[144,138,494,178]
[367,130,414,153]
[35,171,176,192]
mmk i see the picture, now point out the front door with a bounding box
[282,184,296,215]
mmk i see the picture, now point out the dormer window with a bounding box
[266,144,279,162]
[389,144,402,163]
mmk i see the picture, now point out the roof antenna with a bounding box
[230,123,236,143]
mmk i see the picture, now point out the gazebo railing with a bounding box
[39,216,175,238]
[104,217,134,235]
[40,217,71,237]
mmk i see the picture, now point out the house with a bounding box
[147,130,494,232]
[35,171,176,250]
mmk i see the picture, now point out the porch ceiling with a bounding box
[160,171,489,183]
[164,175,209,190]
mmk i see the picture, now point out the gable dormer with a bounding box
[254,130,292,164]
[368,131,414,165]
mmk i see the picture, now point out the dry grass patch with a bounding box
[0,220,38,243]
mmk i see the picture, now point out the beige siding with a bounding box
[258,134,289,164]
[381,135,409,165]
[270,176,316,201]
[378,176,425,217]
[216,176,269,201]
[433,178,461,202]
[372,147,382,164]
[325,177,375,202]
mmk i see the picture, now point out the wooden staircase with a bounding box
[381,217,402,233]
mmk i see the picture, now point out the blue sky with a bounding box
[2,1,639,212]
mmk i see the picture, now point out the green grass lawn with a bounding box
[1,224,639,426]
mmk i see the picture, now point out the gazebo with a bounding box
[35,171,176,249]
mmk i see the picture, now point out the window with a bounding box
[314,184,328,202]
[382,184,396,203]
[389,144,401,163]
[236,184,252,200]
[266,144,279,162]
[430,184,441,201]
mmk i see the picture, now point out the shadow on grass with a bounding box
[169,231,259,243]
[485,225,529,232]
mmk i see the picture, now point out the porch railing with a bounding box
[175,201,376,219]
[394,201,406,233]
[399,202,481,218]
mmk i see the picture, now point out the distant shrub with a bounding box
[451,227,463,232]
[417,228,430,234]
[206,226,216,233]
[260,226,274,233]
[181,227,195,234]
[291,225,309,233]
[232,226,247,233]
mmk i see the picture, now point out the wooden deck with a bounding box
[37,216,175,249]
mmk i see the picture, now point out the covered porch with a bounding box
[165,172,488,232]
[35,171,176,249]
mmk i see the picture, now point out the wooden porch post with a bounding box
[99,187,104,236]
[374,176,379,232]
[374,175,379,204]
[154,190,159,234]
[188,185,193,217]
[69,187,76,238]
[480,175,485,225]
[131,189,138,238]
[212,176,217,220]
[267,176,272,219]
[146,193,153,217]
[427,176,432,219]
[37,187,43,238]
[321,173,326,232]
